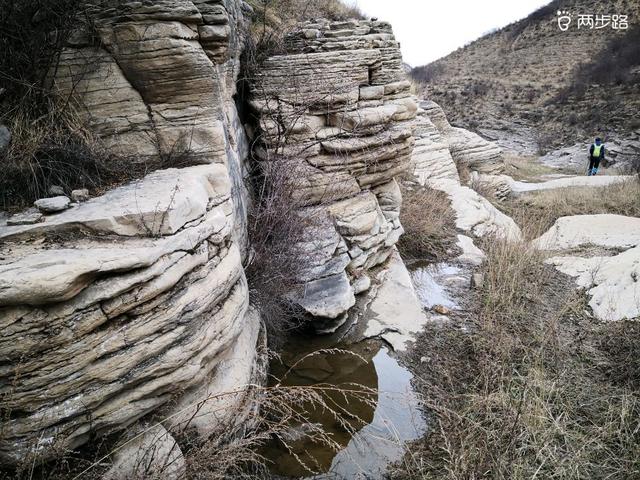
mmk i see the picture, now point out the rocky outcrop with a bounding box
[536,214,640,322]
[0,0,263,467]
[409,101,521,240]
[53,0,251,251]
[509,174,635,193]
[438,179,521,240]
[363,250,429,351]
[421,101,504,174]
[249,19,416,326]
[411,105,458,183]
[0,165,263,464]
[549,246,640,322]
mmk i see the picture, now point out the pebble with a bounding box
[49,185,65,196]
[433,304,451,315]
[0,125,11,153]
[471,273,484,289]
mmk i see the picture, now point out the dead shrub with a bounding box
[1,107,110,209]
[410,62,445,84]
[0,0,98,209]
[244,0,364,63]
[244,160,312,345]
[0,1,202,210]
[597,320,640,390]
[398,183,458,262]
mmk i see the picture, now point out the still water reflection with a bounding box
[263,340,426,479]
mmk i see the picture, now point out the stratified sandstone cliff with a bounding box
[0,2,422,468]
[249,19,416,328]
[0,0,261,466]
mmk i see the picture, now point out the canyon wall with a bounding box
[0,3,417,467]
[0,0,261,465]
[249,19,417,330]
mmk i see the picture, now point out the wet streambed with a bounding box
[262,339,426,478]
[262,259,471,478]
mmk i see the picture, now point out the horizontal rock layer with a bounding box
[0,165,260,464]
[249,19,415,323]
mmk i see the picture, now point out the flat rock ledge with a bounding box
[509,175,634,193]
[532,214,640,251]
[535,214,640,322]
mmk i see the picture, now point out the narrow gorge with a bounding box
[1,1,639,478]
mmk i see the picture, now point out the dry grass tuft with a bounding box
[392,237,640,480]
[244,160,317,346]
[503,154,561,181]
[398,183,459,262]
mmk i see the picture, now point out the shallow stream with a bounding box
[262,260,470,478]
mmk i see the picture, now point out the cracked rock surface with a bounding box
[249,19,415,325]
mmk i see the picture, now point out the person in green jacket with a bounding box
[588,137,605,176]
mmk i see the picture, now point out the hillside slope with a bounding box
[411,0,640,158]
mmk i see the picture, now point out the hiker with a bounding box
[588,137,605,176]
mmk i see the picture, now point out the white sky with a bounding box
[352,0,552,66]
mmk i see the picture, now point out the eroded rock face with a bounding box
[249,19,415,324]
[0,166,260,464]
[420,101,504,174]
[411,105,458,183]
[53,0,251,252]
[409,100,521,241]
[0,0,261,467]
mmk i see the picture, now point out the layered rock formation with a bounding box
[420,101,503,174]
[249,19,417,326]
[0,165,263,464]
[410,101,521,240]
[53,0,251,250]
[0,0,263,466]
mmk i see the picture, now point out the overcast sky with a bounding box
[352,0,552,67]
